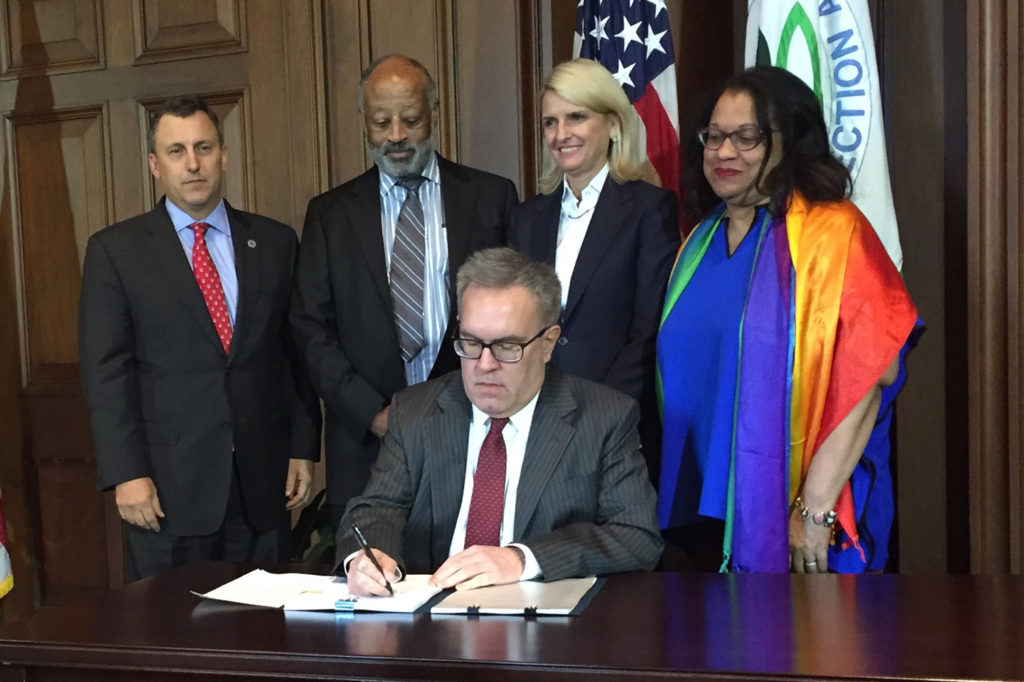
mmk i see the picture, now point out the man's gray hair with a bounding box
[456,248,562,327]
[357,54,439,112]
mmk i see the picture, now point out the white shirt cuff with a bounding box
[510,542,542,581]
[342,550,403,581]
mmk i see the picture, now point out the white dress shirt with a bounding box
[448,392,543,580]
[555,163,609,308]
[345,390,544,581]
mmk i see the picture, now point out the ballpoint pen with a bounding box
[351,523,394,595]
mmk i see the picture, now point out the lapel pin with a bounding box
[247,239,257,248]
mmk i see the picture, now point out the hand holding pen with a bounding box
[348,524,396,596]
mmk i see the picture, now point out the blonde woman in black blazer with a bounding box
[511,59,679,478]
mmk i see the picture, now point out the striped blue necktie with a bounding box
[390,177,427,362]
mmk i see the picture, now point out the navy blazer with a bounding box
[509,179,679,404]
[337,369,663,580]
[291,156,517,508]
[79,199,321,536]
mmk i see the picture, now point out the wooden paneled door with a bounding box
[0,0,323,621]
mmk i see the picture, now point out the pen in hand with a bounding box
[351,524,394,596]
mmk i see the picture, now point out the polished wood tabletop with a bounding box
[0,562,1021,681]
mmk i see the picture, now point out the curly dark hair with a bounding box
[682,66,850,223]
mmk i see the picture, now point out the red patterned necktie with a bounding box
[464,417,509,548]
[190,222,233,353]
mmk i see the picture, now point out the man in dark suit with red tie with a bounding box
[79,97,321,581]
[290,54,517,533]
[339,248,662,596]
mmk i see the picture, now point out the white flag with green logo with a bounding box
[746,0,902,269]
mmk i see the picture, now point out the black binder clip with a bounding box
[524,606,538,617]
[467,605,481,616]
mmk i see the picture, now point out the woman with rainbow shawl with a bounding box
[657,66,918,573]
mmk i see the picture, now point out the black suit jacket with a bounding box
[79,199,321,536]
[337,370,663,580]
[510,180,679,478]
[510,179,678,401]
[291,156,517,508]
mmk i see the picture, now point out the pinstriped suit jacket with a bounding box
[336,369,663,580]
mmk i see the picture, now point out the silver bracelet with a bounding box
[794,496,837,527]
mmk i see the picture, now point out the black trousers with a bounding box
[124,460,288,582]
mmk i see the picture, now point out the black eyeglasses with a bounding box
[696,125,773,151]
[453,326,552,364]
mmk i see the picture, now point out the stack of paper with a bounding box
[196,570,442,612]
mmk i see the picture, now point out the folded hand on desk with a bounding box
[429,545,525,591]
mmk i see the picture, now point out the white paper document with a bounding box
[196,569,442,612]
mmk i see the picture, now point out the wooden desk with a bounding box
[0,562,1020,681]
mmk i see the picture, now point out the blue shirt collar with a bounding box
[166,198,231,237]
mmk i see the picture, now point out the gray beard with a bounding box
[367,138,434,179]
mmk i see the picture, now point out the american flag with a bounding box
[575,0,680,208]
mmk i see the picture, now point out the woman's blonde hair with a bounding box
[538,58,648,194]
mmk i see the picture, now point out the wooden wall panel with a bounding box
[133,0,246,63]
[967,0,1023,574]
[321,0,367,189]
[6,105,114,607]
[0,0,104,76]
[0,113,35,623]
[452,1,527,193]
[11,109,108,376]
[35,464,108,596]
[883,0,952,573]
[247,2,327,224]
[25,389,108,603]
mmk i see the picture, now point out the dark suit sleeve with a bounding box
[281,230,321,461]
[290,198,389,436]
[522,399,663,579]
[334,420,415,574]
[507,197,533,252]
[601,189,680,398]
[78,235,151,489]
[497,178,518,244]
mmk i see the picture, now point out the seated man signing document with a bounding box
[337,248,663,595]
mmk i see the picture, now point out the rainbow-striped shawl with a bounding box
[658,193,917,572]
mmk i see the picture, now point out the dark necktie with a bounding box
[390,177,427,362]
[190,222,232,353]
[465,417,509,548]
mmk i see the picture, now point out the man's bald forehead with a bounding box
[358,54,438,112]
[368,56,427,84]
